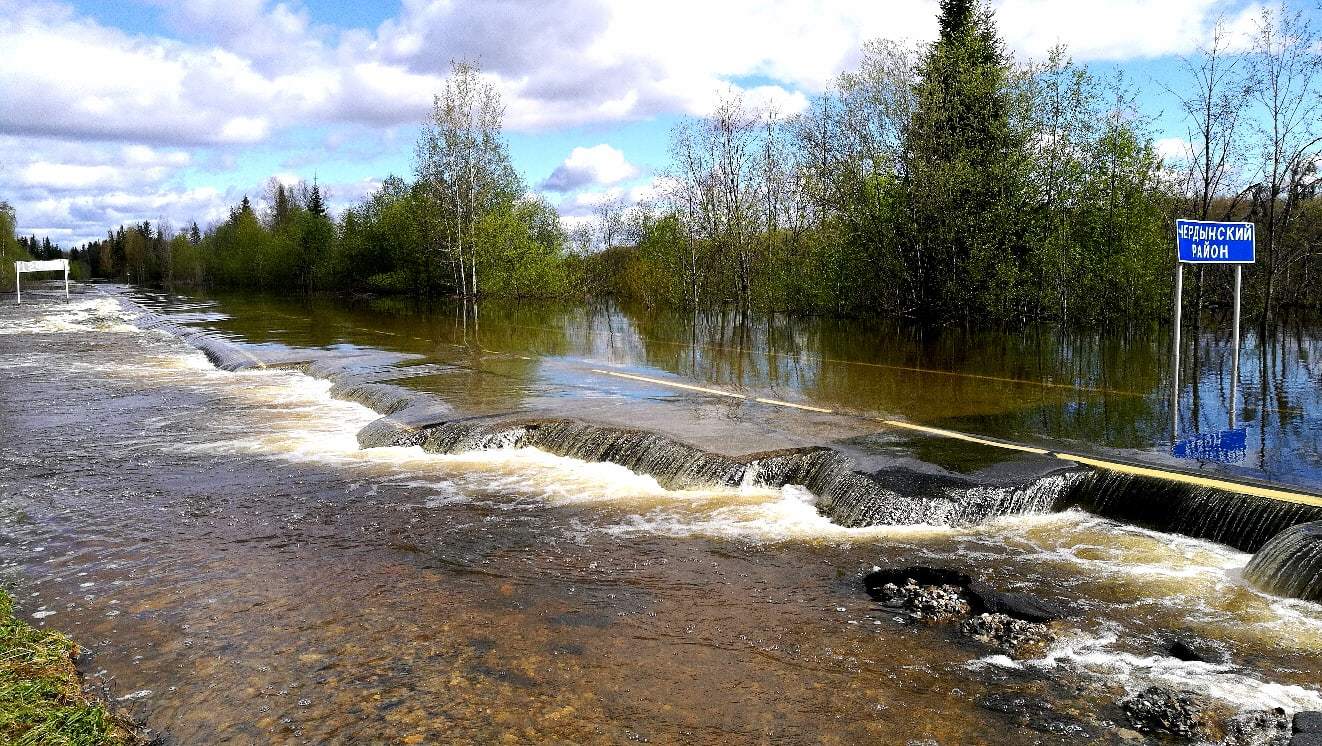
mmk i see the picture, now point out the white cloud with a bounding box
[0,0,1267,148]
[541,145,639,192]
[553,174,675,223]
[20,186,230,246]
[1155,137,1191,162]
[20,163,123,190]
[727,85,811,117]
[994,0,1246,60]
[0,0,1278,246]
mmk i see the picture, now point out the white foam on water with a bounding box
[974,630,1322,715]
[132,357,957,543]
[973,509,1322,639]
[0,296,138,335]
[599,484,957,543]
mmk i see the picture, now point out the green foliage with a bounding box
[582,1,1190,326]
[0,590,135,746]
[0,202,29,293]
[41,10,1320,324]
[72,62,575,301]
[901,0,1026,319]
[80,174,575,301]
[472,196,573,297]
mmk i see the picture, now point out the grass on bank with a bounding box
[0,589,138,746]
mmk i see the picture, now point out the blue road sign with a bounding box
[1171,428,1247,463]
[1176,219,1255,263]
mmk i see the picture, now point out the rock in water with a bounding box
[873,578,971,621]
[975,692,1095,739]
[1296,711,1322,733]
[863,566,972,596]
[1220,708,1290,746]
[959,613,1055,658]
[1165,636,1231,665]
[965,581,1067,623]
[1295,711,1322,746]
[1244,521,1322,601]
[1121,686,1213,740]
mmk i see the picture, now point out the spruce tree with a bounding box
[902,0,1025,321]
[307,182,326,218]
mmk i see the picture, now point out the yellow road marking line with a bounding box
[596,369,834,411]
[1056,454,1322,507]
[592,368,1321,507]
[878,419,1050,455]
[591,369,746,399]
[486,319,1146,396]
[231,346,267,369]
[879,419,1322,507]
[755,398,834,413]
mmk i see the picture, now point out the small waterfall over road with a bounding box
[1055,470,1322,553]
[1244,522,1322,601]
[122,293,1322,600]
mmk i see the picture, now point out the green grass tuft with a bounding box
[0,590,136,746]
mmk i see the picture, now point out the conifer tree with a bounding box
[902,0,1025,320]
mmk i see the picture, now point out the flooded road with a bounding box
[179,288,1322,490]
[1,287,1320,744]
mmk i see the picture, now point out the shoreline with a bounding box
[0,589,152,745]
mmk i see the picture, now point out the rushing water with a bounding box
[1,285,1320,744]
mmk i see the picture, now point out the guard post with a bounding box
[1171,219,1255,439]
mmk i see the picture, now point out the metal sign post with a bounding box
[1171,263,1183,437]
[1230,264,1242,427]
[1170,219,1255,444]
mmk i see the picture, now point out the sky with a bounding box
[0,0,1308,247]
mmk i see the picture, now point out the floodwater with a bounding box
[168,288,1321,489]
[1,285,1320,745]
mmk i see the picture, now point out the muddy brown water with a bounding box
[0,286,1319,745]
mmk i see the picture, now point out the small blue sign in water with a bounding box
[1171,428,1247,463]
[1176,219,1255,263]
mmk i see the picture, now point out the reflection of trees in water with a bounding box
[615,303,1179,447]
[163,287,1320,479]
[1179,313,1322,477]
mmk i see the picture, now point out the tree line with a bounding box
[10,0,1321,327]
[582,0,1320,325]
[68,61,576,301]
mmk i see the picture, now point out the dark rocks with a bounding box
[1295,711,1322,746]
[1221,708,1290,746]
[866,566,1067,624]
[874,579,971,621]
[1292,731,1322,746]
[864,566,1059,657]
[1166,636,1231,665]
[960,613,1056,657]
[1121,686,1214,740]
[1295,711,1322,733]
[975,692,1095,739]
[966,581,1067,623]
[863,566,972,596]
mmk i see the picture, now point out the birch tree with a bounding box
[415,61,521,298]
[1247,3,1320,320]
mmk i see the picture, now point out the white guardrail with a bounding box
[14,259,70,303]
